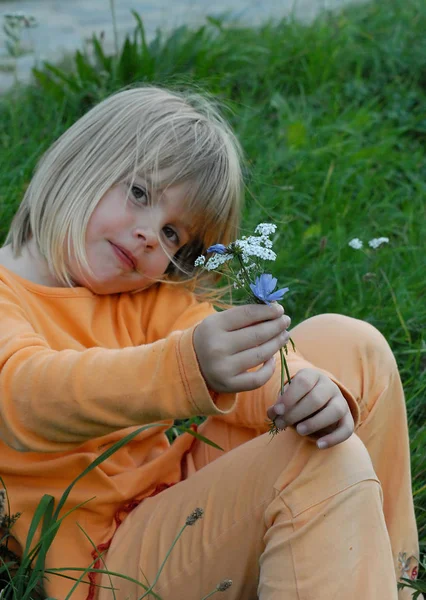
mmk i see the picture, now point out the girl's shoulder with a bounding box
[0,246,17,272]
[0,247,92,304]
[0,245,44,286]
[0,247,26,294]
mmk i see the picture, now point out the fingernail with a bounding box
[275,304,284,315]
[317,440,328,449]
[297,424,307,435]
[274,403,285,416]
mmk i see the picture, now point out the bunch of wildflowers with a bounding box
[195,223,295,436]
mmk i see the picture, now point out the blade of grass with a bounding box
[45,567,161,597]
[67,523,117,600]
[174,426,224,451]
[52,425,161,522]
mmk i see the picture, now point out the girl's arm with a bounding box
[0,285,236,453]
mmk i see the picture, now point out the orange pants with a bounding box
[100,314,421,599]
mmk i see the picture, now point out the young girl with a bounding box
[0,86,420,600]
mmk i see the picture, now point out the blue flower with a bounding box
[207,244,227,255]
[249,274,289,305]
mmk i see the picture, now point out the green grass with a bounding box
[0,0,425,592]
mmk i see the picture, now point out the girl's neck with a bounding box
[0,240,65,287]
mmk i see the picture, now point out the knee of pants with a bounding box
[347,316,397,371]
[334,315,400,410]
[293,313,399,399]
[299,313,395,360]
[270,432,380,519]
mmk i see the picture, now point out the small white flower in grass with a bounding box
[348,238,363,250]
[368,237,389,249]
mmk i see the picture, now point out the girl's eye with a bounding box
[163,226,180,245]
[131,185,148,205]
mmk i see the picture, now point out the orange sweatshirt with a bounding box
[0,265,358,599]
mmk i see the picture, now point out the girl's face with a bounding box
[67,179,191,294]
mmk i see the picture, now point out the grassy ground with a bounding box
[0,0,425,590]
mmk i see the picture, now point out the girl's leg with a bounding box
[100,429,397,600]
[288,314,420,591]
[188,313,420,597]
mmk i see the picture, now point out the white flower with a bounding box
[204,253,233,271]
[254,223,277,236]
[261,237,273,249]
[195,223,278,272]
[240,243,277,262]
[241,234,274,249]
[234,237,277,262]
[348,238,363,250]
[194,255,206,267]
[368,237,389,249]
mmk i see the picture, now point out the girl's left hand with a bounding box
[266,368,354,449]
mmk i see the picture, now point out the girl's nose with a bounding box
[133,224,159,249]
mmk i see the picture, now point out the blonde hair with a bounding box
[5,85,243,295]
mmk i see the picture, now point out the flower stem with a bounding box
[279,348,285,395]
[268,344,293,436]
[138,524,187,599]
[200,590,219,600]
[235,254,254,291]
[280,346,292,394]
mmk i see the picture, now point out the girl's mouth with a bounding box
[110,242,136,270]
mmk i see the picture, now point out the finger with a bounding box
[284,383,332,425]
[232,333,288,373]
[278,368,321,410]
[267,401,286,421]
[292,395,348,434]
[229,315,291,354]
[316,412,355,449]
[272,416,287,431]
[229,356,276,392]
[221,303,284,331]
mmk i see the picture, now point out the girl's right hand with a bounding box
[193,303,291,394]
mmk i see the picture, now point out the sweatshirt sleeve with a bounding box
[0,284,235,453]
[214,345,360,433]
